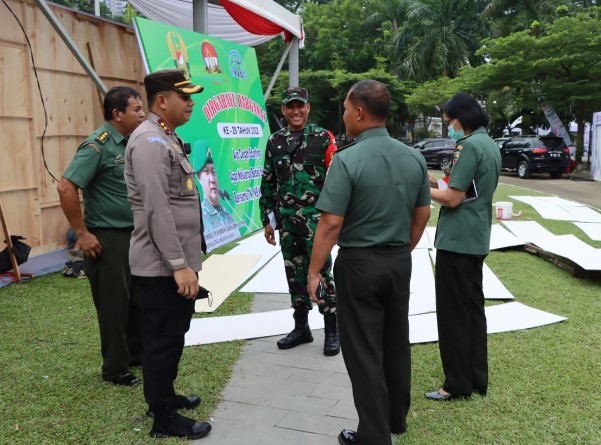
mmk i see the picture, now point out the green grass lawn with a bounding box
[1,183,600,445]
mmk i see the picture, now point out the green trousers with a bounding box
[84,228,143,379]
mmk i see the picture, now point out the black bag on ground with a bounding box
[0,235,32,273]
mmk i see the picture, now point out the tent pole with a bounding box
[34,0,107,95]
[263,41,292,102]
[288,38,299,87]
[193,0,209,33]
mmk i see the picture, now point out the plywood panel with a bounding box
[0,119,36,190]
[34,70,98,137]
[36,135,84,204]
[0,0,146,252]
[41,205,68,248]
[0,190,40,246]
[0,45,30,119]
[0,0,27,46]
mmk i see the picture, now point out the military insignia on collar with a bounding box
[158,119,172,133]
[96,131,110,144]
[187,178,193,191]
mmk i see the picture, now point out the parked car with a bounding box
[494,137,511,148]
[413,138,456,170]
[499,135,570,179]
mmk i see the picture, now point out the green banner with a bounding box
[134,17,269,251]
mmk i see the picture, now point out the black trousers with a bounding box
[335,246,411,445]
[435,249,488,395]
[84,228,143,378]
[133,276,195,409]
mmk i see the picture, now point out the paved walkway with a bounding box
[195,293,357,444]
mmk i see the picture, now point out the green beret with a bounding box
[192,139,213,173]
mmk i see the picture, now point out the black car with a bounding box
[413,138,456,170]
[499,135,570,179]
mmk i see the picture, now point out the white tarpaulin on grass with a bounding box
[185,302,565,346]
[510,195,601,222]
[502,220,601,271]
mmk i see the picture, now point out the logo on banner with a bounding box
[228,50,247,79]
[202,41,222,74]
[166,31,190,75]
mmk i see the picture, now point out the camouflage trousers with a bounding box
[279,214,336,314]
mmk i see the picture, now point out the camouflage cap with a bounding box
[144,69,203,96]
[192,139,213,173]
[282,87,309,105]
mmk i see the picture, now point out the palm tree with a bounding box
[394,0,492,82]
[481,0,559,36]
[363,0,413,34]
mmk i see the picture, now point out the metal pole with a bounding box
[193,0,209,33]
[34,0,108,95]
[263,42,292,102]
[288,38,299,87]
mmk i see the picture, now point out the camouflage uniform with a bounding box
[201,196,236,233]
[259,122,337,314]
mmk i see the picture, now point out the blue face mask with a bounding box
[447,124,464,141]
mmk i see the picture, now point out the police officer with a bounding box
[308,80,431,445]
[57,86,145,387]
[125,69,211,440]
[259,87,339,356]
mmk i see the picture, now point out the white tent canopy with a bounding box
[127,0,303,47]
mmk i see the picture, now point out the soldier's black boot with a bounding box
[149,406,211,440]
[277,308,313,349]
[323,312,340,356]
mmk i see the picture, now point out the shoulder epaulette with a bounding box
[95,131,110,144]
[157,119,172,134]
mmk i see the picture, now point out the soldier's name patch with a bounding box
[147,136,168,145]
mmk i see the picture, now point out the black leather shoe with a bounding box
[276,327,313,349]
[338,429,359,444]
[103,371,141,387]
[146,395,201,417]
[150,411,211,440]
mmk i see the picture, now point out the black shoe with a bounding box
[338,429,359,444]
[149,411,211,440]
[277,327,313,349]
[103,371,141,387]
[146,395,201,417]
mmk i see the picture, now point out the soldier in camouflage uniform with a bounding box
[259,87,339,356]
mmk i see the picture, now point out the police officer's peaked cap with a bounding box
[192,139,213,173]
[144,69,204,96]
[282,87,309,105]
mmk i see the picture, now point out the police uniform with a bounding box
[433,127,501,396]
[125,69,206,429]
[317,127,430,445]
[63,121,143,381]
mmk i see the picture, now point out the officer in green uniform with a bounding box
[426,92,501,401]
[308,80,431,445]
[259,87,339,356]
[192,141,237,235]
[57,86,145,386]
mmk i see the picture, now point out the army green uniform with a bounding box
[434,127,501,397]
[63,122,143,380]
[259,123,336,313]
